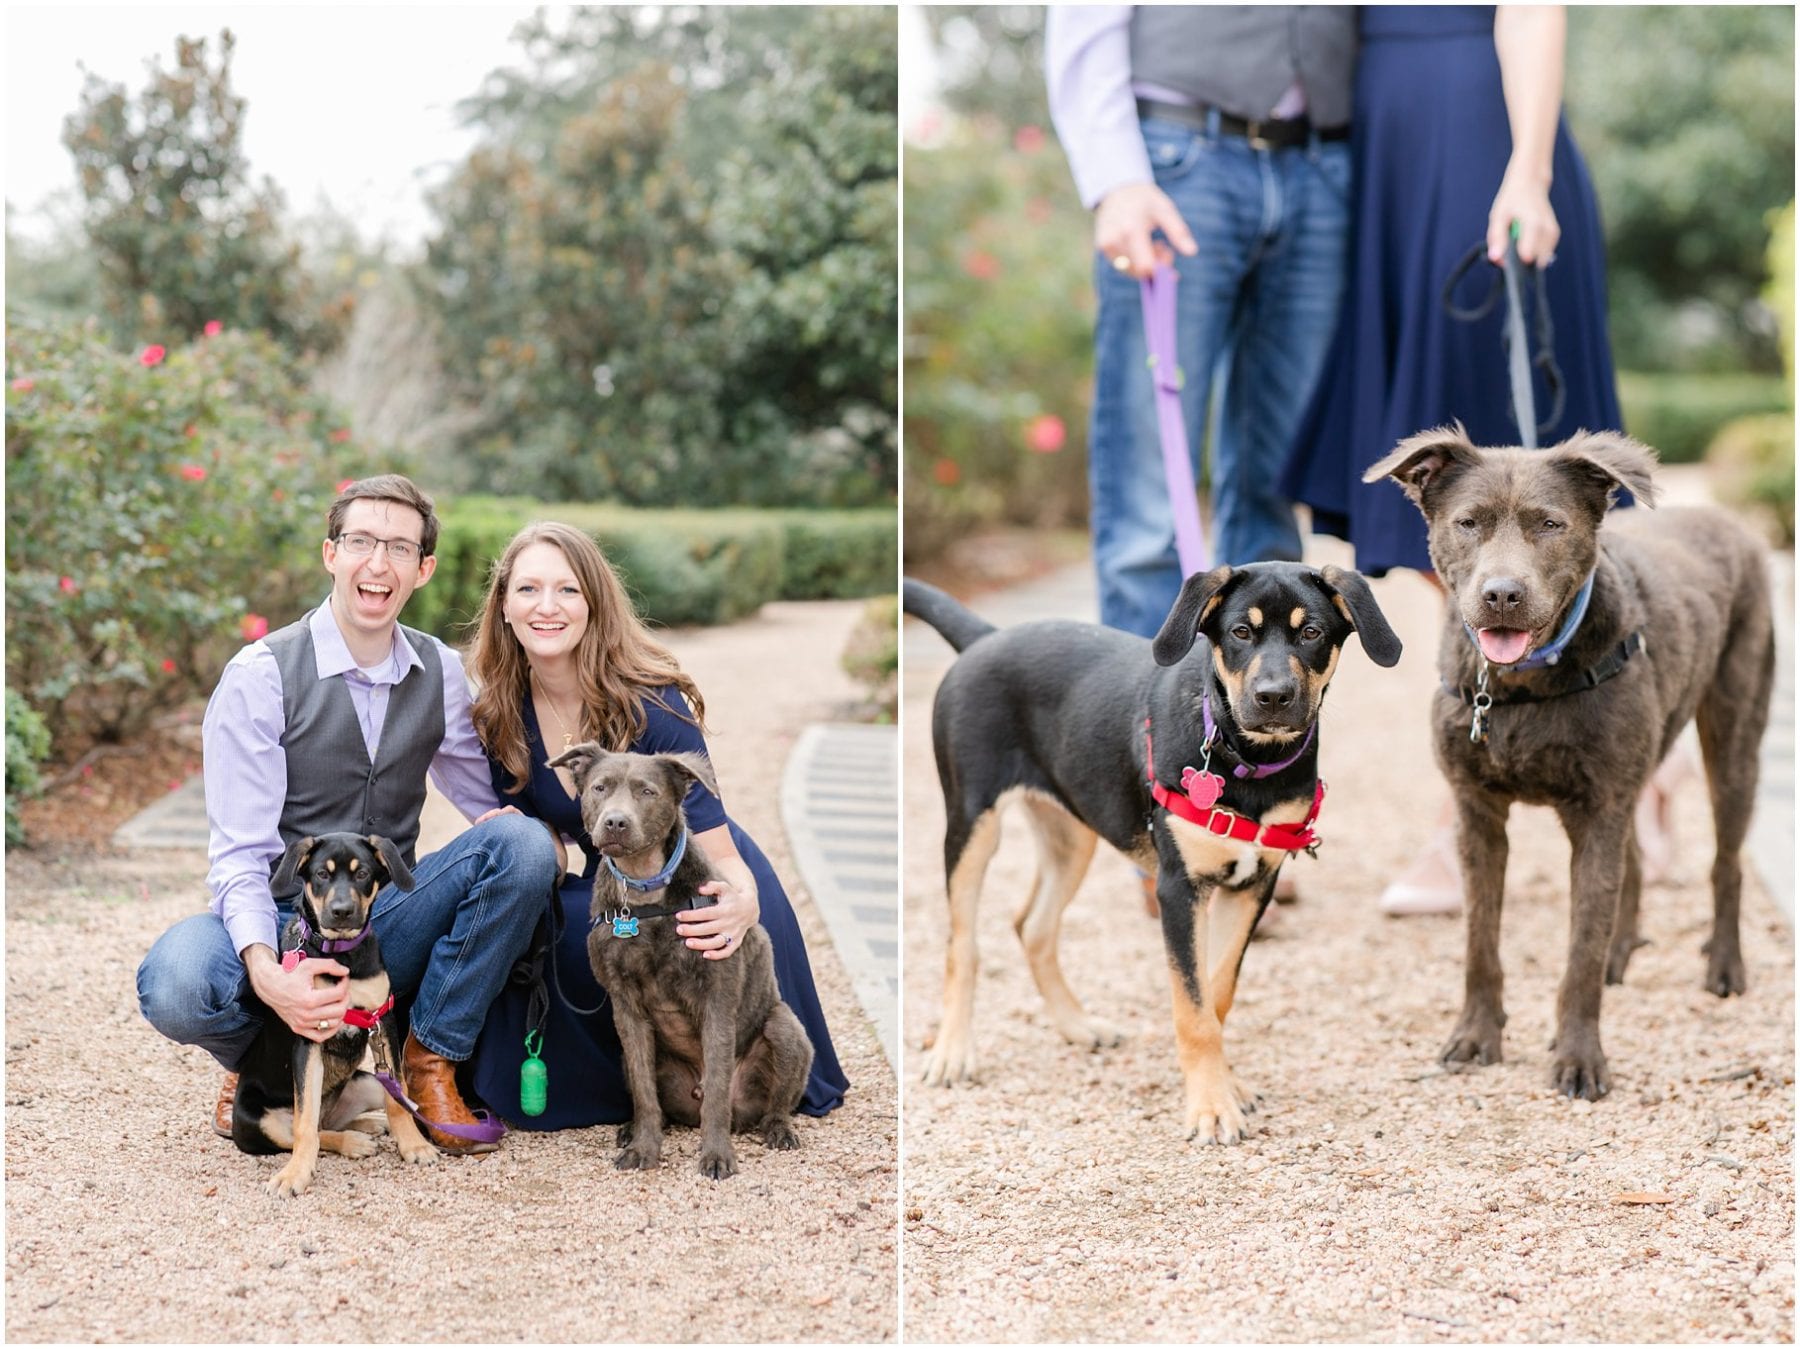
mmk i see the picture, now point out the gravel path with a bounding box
[900,547,1794,1344]
[6,599,898,1344]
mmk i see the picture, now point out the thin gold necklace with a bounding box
[532,671,580,750]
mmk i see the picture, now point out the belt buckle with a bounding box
[1246,120,1271,151]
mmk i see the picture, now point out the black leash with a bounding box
[1442,234,1566,445]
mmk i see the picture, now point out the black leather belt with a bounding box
[1136,97,1349,150]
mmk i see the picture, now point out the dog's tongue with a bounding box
[1476,628,1532,665]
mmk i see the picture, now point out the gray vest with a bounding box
[1129,6,1358,129]
[265,611,444,896]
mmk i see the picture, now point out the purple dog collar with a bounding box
[292,912,372,955]
[1202,690,1316,779]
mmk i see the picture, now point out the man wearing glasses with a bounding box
[137,476,561,1154]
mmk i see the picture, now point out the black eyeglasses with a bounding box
[334,532,424,564]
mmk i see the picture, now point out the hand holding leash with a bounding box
[1095,181,1197,279]
[246,947,350,1042]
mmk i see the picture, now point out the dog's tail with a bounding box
[902,578,996,653]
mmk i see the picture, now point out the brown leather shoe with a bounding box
[212,1071,238,1139]
[402,1031,499,1155]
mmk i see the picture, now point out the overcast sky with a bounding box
[4,4,538,251]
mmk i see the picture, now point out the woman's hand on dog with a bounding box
[679,853,760,961]
[245,945,350,1042]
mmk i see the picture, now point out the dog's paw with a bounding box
[1226,1069,1261,1116]
[267,1162,312,1199]
[1549,1038,1611,1101]
[396,1136,439,1166]
[920,1034,977,1088]
[1182,1096,1252,1146]
[615,1121,634,1148]
[1440,1011,1505,1069]
[615,1143,661,1172]
[698,1146,739,1180]
[1703,947,1747,998]
[1054,1014,1124,1052]
[336,1130,379,1161]
[762,1118,801,1151]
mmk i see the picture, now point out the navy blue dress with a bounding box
[467,686,848,1129]
[1281,5,1624,575]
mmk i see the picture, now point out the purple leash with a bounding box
[372,1070,508,1145]
[1139,263,1210,576]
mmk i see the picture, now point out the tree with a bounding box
[420,6,897,507]
[61,31,349,355]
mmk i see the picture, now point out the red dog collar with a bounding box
[1144,719,1325,853]
[343,996,394,1030]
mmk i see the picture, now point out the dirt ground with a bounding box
[900,546,1794,1344]
[5,599,899,1344]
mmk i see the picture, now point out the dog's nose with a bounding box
[1251,680,1297,710]
[1482,576,1525,614]
[325,897,359,924]
[600,812,630,835]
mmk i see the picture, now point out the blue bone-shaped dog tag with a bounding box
[611,914,640,938]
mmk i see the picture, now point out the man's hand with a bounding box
[1094,181,1198,279]
[244,945,350,1042]
[677,858,760,961]
[475,803,568,875]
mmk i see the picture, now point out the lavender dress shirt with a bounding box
[204,600,500,958]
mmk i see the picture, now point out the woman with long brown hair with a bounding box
[461,521,847,1128]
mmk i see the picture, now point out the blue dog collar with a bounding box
[603,824,689,893]
[1463,569,1595,670]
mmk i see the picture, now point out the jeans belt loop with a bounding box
[1203,105,1222,143]
[1246,119,1270,152]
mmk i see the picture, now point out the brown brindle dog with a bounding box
[1366,425,1775,1100]
[546,744,813,1180]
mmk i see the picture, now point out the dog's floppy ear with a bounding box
[1151,565,1235,666]
[271,836,315,895]
[1317,565,1403,668]
[546,739,606,787]
[658,751,720,802]
[1362,422,1482,509]
[1545,429,1659,513]
[366,834,415,892]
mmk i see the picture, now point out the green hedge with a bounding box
[407,497,894,642]
[6,689,52,846]
[1618,370,1789,465]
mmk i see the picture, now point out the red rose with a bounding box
[203,320,223,337]
[161,659,178,674]
[140,345,166,367]
[240,614,270,642]
[1026,414,1066,454]
[58,575,77,594]
[178,464,207,482]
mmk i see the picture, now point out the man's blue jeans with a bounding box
[136,813,560,1068]
[1088,114,1351,637]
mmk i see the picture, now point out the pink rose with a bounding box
[203,320,223,337]
[1026,415,1066,454]
[178,464,207,482]
[140,345,166,367]
[240,614,270,642]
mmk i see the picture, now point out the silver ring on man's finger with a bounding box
[1110,254,1132,273]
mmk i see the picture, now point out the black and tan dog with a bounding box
[1365,425,1774,1100]
[232,832,437,1196]
[546,744,813,1180]
[904,567,1401,1143]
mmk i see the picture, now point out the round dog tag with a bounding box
[1180,766,1224,811]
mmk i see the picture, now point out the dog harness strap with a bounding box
[342,995,394,1030]
[1144,720,1324,853]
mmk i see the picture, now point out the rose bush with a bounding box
[5,317,370,748]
